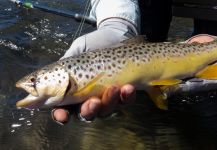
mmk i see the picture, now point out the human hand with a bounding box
[185,34,216,44]
[51,84,136,124]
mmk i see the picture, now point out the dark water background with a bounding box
[1,0,217,149]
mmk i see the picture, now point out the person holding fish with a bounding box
[52,0,140,124]
[14,0,216,124]
[49,0,217,124]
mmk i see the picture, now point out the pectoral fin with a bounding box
[149,79,182,86]
[73,73,105,97]
[196,64,217,79]
[146,87,168,110]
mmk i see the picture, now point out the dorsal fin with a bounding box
[121,35,146,44]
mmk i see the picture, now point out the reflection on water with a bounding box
[0,0,217,150]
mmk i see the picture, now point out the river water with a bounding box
[1,0,217,150]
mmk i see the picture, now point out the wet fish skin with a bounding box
[16,40,217,109]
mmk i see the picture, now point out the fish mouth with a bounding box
[16,81,39,97]
[16,94,47,109]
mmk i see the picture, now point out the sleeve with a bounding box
[62,18,139,59]
[62,0,140,59]
[90,0,140,30]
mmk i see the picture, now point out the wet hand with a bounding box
[51,84,136,124]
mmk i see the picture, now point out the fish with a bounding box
[16,38,217,110]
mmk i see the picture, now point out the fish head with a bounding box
[16,64,78,108]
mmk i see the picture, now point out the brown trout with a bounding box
[16,39,217,109]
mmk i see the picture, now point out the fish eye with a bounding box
[30,77,36,82]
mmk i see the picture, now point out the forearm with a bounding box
[62,0,140,59]
[62,18,139,59]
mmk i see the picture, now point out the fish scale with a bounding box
[15,39,217,109]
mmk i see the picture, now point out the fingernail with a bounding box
[51,109,69,125]
[78,113,92,123]
[51,109,64,125]
[121,86,136,104]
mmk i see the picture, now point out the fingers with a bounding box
[120,84,136,104]
[80,97,102,120]
[51,108,69,125]
[99,86,120,116]
[51,98,102,124]
[186,34,216,44]
[51,84,136,124]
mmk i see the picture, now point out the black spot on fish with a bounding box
[62,62,65,65]
[97,65,101,70]
[85,75,89,79]
[79,73,82,78]
[55,68,58,71]
[68,65,72,69]
[118,66,122,70]
[58,74,60,76]
[44,76,48,80]
[59,80,61,83]
[133,47,138,50]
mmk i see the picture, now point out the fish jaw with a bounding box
[16,94,48,109]
[16,94,68,109]
[16,77,39,97]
